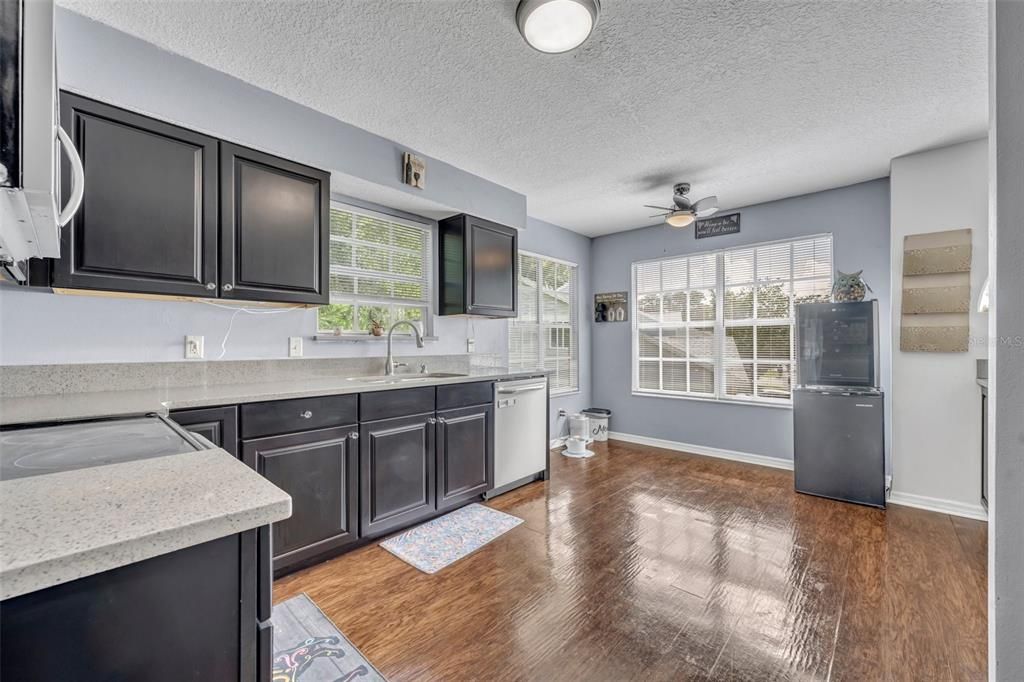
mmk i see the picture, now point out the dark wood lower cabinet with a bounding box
[243,427,359,573]
[170,405,239,456]
[0,531,266,681]
[436,403,493,511]
[360,413,436,538]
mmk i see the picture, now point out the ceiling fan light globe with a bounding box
[665,212,695,228]
[517,0,600,53]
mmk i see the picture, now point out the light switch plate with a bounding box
[289,336,303,357]
[466,337,475,353]
[185,335,204,360]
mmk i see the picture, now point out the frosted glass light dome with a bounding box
[517,0,600,54]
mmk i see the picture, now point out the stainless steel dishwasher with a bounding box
[486,376,548,498]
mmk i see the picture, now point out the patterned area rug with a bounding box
[272,594,386,682]
[380,503,523,574]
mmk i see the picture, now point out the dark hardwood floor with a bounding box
[274,439,988,681]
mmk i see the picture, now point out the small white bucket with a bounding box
[582,409,610,441]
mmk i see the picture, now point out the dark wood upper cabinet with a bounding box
[220,143,329,305]
[360,413,436,538]
[46,94,331,306]
[169,406,239,457]
[244,426,359,573]
[54,92,219,297]
[436,403,493,512]
[438,214,518,317]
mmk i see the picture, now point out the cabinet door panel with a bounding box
[220,143,329,304]
[360,414,435,537]
[55,93,218,296]
[0,534,245,681]
[244,426,359,571]
[468,219,516,315]
[170,406,239,457]
[437,404,493,511]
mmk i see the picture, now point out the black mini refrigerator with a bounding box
[793,301,885,508]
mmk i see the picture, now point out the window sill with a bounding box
[550,390,581,399]
[313,333,439,343]
[630,391,793,409]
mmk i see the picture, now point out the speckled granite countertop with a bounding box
[0,368,546,427]
[0,448,291,600]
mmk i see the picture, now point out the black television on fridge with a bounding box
[795,300,879,389]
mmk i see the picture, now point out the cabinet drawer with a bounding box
[359,386,435,422]
[436,381,493,410]
[240,395,358,439]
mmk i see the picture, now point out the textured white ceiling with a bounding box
[59,0,988,237]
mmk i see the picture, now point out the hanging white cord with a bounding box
[197,300,305,360]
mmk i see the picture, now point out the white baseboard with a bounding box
[606,432,987,521]
[607,431,793,471]
[887,490,988,521]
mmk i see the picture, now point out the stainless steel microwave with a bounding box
[0,0,84,282]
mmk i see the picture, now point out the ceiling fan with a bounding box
[645,183,719,228]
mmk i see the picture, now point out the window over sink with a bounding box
[318,202,433,336]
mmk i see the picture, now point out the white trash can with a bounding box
[582,408,611,441]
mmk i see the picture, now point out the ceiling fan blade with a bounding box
[672,195,693,210]
[693,196,719,218]
[643,205,673,211]
[649,213,670,218]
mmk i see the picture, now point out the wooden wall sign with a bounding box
[595,291,628,322]
[402,152,425,189]
[695,213,740,239]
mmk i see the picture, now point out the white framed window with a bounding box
[318,202,433,336]
[510,251,579,395]
[632,234,833,404]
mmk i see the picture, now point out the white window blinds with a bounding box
[510,252,579,394]
[318,203,432,335]
[632,234,832,403]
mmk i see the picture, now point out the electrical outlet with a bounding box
[289,336,303,358]
[558,408,567,418]
[185,335,204,360]
[466,337,475,353]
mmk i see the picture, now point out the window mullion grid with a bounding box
[659,292,665,392]
[714,253,725,400]
[535,256,545,380]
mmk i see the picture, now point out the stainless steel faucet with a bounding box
[385,321,425,375]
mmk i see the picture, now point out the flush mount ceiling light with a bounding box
[516,0,601,54]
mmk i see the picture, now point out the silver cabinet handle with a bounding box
[427,417,437,424]
[438,417,447,424]
[205,282,216,290]
[222,283,234,292]
[300,410,313,419]
[350,431,359,440]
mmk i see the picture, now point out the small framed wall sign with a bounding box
[595,291,629,322]
[402,152,426,189]
[695,212,740,239]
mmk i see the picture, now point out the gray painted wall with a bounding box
[519,217,594,436]
[590,179,891,461]
[990,1,1024,678]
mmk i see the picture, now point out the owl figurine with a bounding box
[832,269,872,302]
